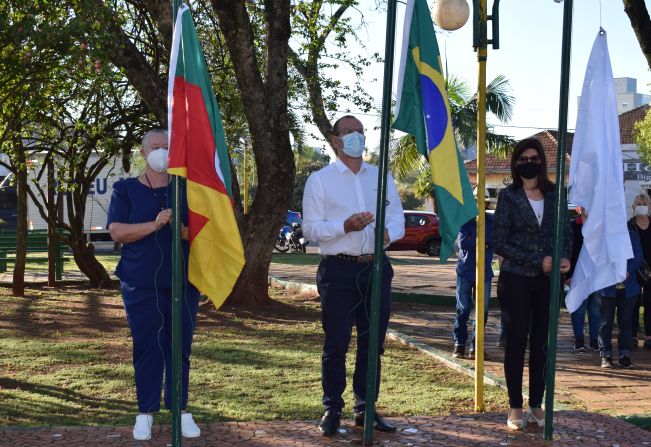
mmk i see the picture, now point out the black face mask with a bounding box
[516,162,542,179]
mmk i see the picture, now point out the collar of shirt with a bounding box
[334,158,368,175]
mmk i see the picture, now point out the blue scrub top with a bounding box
[107,177,189,288]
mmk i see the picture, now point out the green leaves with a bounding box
[389,73,516,197]
[634,107,651,166]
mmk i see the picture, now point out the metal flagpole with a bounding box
[545,0,573,440]
[171,1,183,445]
[363,0,397,444]
[472,0,499,412]
[473,0,487,412]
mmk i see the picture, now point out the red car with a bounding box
[388,211,441,256]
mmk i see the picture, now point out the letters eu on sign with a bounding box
[88,178,108,195]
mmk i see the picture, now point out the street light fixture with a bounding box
[433,0,470,31]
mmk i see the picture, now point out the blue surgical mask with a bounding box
[340,132,365,158]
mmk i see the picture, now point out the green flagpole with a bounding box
[544,0,573,440]
[171,1,183,446]
[363,0,397,445]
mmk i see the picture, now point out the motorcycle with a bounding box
[274,222,308,253]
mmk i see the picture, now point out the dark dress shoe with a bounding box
[318,410,340,436]
[354,412,397,432]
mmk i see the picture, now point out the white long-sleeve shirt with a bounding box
[302,159,405,256]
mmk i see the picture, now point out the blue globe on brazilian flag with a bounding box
[393,0,478,262]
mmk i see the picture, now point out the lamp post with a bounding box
[435,0,500,413]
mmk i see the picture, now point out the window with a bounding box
[405,214,428,227]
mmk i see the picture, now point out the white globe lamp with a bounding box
[433,0,470,31]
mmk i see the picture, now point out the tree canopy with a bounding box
[0,0,381,305]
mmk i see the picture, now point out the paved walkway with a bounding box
[269,250,499,299]
[269,252,651,417]
[2,251,650,445]
[1,411,650,446]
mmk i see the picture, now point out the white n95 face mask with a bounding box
[635,205,649,216]
[147,148,169,173]
[341,132,365,158]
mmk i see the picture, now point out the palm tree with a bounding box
[389,74,515,194]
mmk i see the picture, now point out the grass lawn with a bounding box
[269,251,452,266]
[0,284,508,427]
[20,254,121,274]
[270,252,320,266]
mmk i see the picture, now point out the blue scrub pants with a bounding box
[317,256,393,414]
[121,283,199,413]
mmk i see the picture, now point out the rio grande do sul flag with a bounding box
[167,3,245,309]
[393,0,477,262]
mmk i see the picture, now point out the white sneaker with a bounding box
[133,414,153,441]
[182,413,201,438]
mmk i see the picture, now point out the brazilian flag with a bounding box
[393,0,477,262]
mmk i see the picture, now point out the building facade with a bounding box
[466,104,651,219]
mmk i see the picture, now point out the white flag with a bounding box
[565,29,632,313]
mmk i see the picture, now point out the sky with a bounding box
[308,0,651,159]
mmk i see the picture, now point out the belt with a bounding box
[322,253,375,264]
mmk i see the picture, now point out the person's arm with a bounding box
[384,173,405,244]
[629,229,644,274]
[107,180,174,244]
[458,220,476,251]
[492,190,544,268]
[109,209,172,244]
[562,211,574,261]
[302,173,346,243]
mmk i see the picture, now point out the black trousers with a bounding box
[317,256,393,414]
[633,284,651,337]
[497,270,550,409]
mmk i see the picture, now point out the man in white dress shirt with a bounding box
[302,115,405,436]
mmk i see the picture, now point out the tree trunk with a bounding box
[68,233,112,288]
[13,149,27,297]
[623,0,651,70]
[214,0,294,307]
[47,158,56,286]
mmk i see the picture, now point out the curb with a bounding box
[386,329,572,411]
[269,274,571,412]
[385,328,508,390]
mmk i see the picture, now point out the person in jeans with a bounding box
[566,207,600,352]
[598,215,644,368]
[452,205,494,359]
[628,193,651,350]
[493,138,572,431]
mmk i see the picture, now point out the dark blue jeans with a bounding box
[453,276,491,348]
[121,283,199,413]
[597,291,637,358]
[317,256,393,414]
[570,292,600,342]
